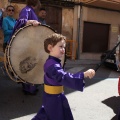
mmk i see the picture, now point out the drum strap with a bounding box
[44,84,64,94]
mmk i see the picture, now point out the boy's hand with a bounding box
[84,69,95,79]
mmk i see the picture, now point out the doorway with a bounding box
[82,22,110,53]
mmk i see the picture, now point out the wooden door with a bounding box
[82,22,110,53]
[45,6,62,33]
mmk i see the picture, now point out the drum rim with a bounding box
[5,24,56,84]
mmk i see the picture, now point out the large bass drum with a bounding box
[4,24,65,84]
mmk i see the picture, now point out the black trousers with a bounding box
[3,43,7,53]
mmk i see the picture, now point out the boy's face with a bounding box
[49,40,66,59]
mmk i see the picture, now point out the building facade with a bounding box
[0,0,120,60]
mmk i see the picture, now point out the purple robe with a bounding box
[13,6,38,34]
[32,56,85,120]
[9,6,39,94]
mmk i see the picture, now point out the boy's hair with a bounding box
[26,0,41,7]
[6,5,15,11]
[39,7,46,11]
[44,33,66,53]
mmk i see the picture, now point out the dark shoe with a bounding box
[35,88,39,93]
[1,66,7,76]
[23,88,39,95]
[23,90,37,96]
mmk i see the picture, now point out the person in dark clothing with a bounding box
[10,0,41,95]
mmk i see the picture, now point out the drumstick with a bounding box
[94,41,120,72]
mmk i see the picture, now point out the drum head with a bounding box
[6,25,64,84]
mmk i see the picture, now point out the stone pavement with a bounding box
[0,55,120,120]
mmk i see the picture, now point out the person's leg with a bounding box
[117,107,120,120]
[22,83,38,95]
[1,43,7,75]
[3,42,7,53]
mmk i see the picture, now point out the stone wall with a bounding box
[79,6,120,59]
[62,8,73,40]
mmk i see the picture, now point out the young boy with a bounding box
[32,33,95,120]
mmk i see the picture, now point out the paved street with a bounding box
[0,58,120,120]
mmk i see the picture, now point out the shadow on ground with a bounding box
[0,76,43,120]
[102,96,120,120]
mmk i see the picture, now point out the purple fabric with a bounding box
[32,56,85,120]
[9,6,38,43]
[44,58,62,85]
[32,92,74,120]
[44,56,85,91]
[22,83,37,93]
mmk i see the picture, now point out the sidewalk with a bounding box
[65,59,100,68]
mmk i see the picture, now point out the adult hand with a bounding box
[26,20,40,26]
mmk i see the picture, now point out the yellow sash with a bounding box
[44,84,64,94]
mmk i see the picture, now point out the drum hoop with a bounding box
[6,24,56,83]
[4,47,22,82]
